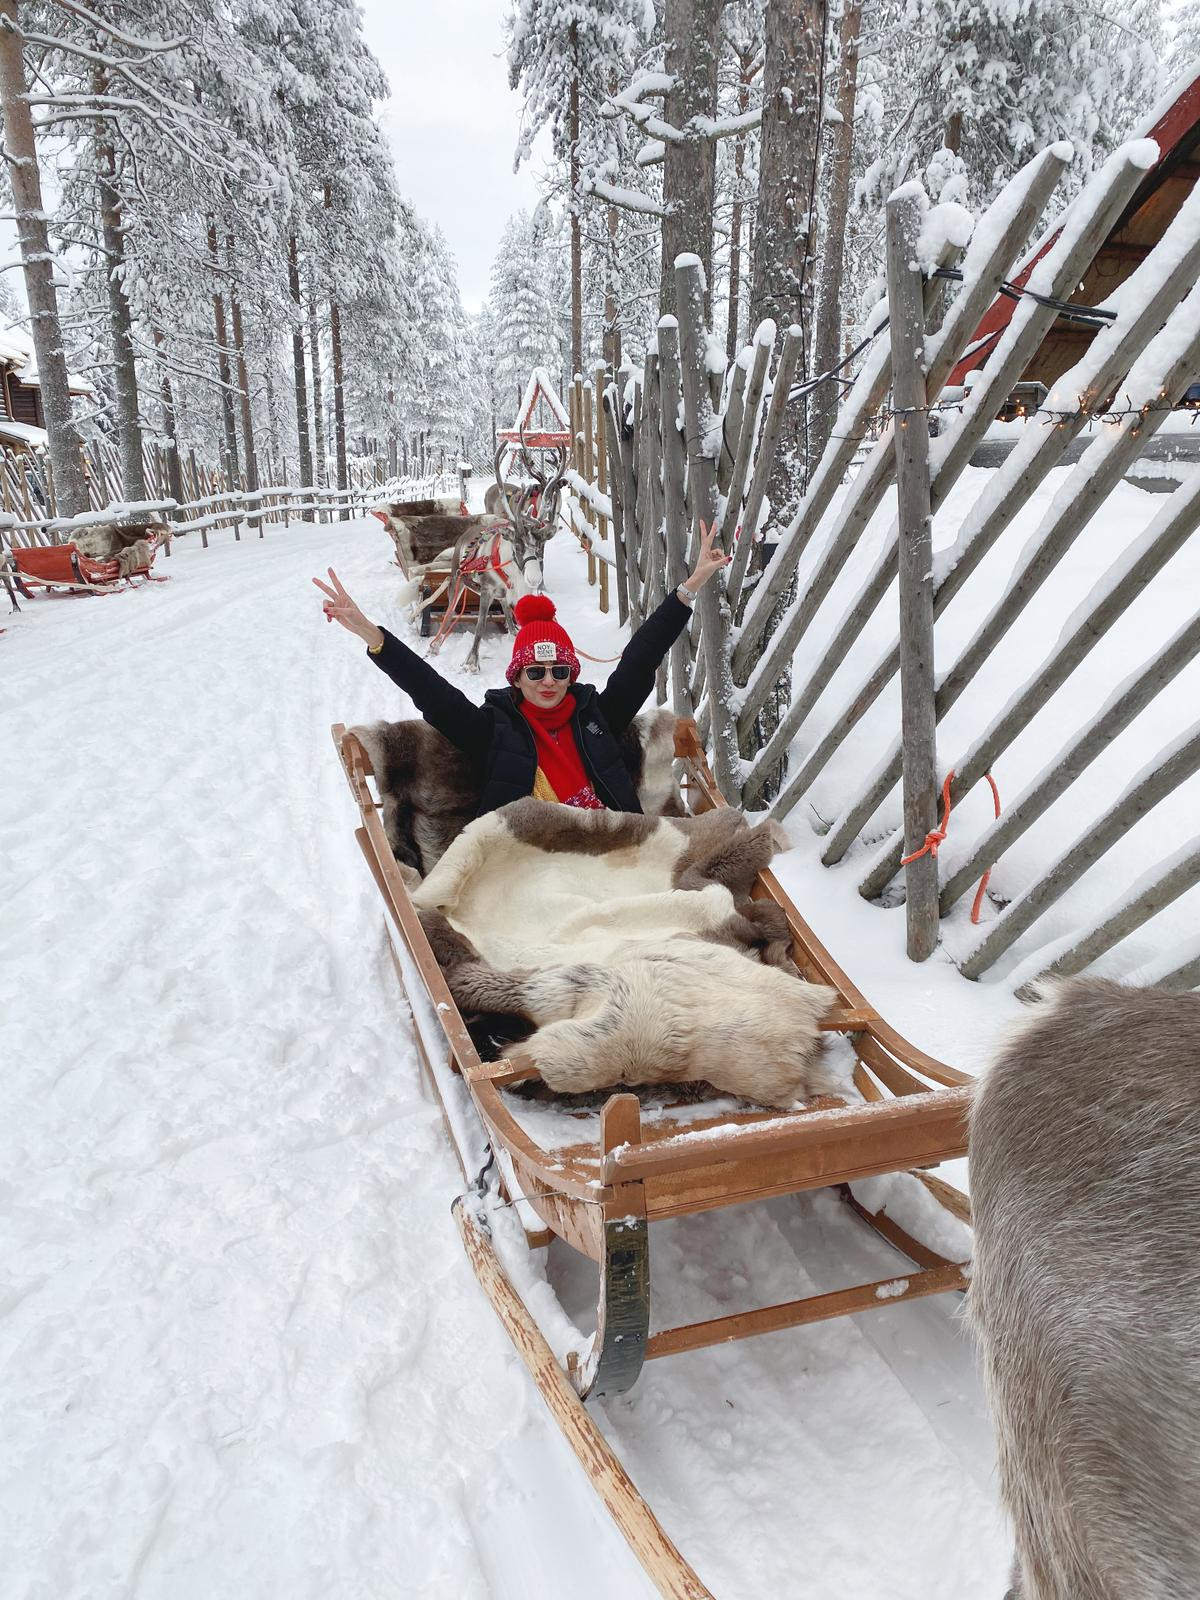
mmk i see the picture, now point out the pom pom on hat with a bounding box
[513,594,557,626]
[506,590,580,684]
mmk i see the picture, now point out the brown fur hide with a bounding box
[412,800,839,1108]
[350,708,682,876]
[73,519,167,561]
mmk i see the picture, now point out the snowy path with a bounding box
[1,519,1009,1598]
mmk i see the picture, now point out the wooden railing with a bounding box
[0,481,379,553]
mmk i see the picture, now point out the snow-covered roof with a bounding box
[0,416,47,448]
[513,367,570,431]
[0,322,93,395]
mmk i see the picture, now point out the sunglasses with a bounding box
[523,664,572,681]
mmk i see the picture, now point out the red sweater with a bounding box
[519,694,605,809]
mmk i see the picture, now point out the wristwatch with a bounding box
[675,583,696,607]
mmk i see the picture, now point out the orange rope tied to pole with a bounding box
[899,768,1004,924]
[970,772,1003,925]
[900,771,955,866]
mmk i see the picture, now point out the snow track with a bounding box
[1,520,1009,1597]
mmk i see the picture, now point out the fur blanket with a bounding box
[73,519,166,563]
[351,708,681,876]
[413,800,839,1107]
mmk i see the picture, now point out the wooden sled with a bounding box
[371,501,507,640]
[12,537,164,597]
[332,718,973,1599]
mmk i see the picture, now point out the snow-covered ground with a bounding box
[9,476,1180,1596]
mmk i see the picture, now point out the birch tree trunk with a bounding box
[226,235,257,494]
[659,0,723,320]
[809,0,861,464]
[287,233,313,509]
[0,0,88,515]
[95,85,147,505]
[208,219,239,483]
[307,285,326,488]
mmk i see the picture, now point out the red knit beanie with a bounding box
[506,595,580,684]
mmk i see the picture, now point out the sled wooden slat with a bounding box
[604,1088,970,1186]
[645,1260,969,1361]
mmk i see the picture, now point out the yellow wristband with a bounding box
[367,635,384,656]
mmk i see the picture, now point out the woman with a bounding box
[313,523,728,815]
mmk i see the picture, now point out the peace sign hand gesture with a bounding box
[683,520,732,595]
[312,568,384,651]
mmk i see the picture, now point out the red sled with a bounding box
[12,537,166,597]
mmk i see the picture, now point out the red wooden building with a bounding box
[949,67,1200,393]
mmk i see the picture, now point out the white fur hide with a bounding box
[415,806,839,1107]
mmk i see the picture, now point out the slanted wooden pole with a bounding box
[624,378,644,628]
[602,386,630,624]
[717,325,772,585]
[886,190,938,961]
[656,320,693,715]
[726,322,803,619]
[1155,948,1200,994]
[675,256,739,796]
[961,727,1200,980]
[1022,842,1200,992]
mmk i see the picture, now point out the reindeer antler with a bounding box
[492,441,529,536]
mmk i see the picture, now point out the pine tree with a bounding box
[507,0,652,372]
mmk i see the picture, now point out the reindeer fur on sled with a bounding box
[413,800,839,1108]
[423,907,838,1107]
[969,978,1200,1600]
[350,708,680,877]
[73,519,166,576]
[376,506,504,576]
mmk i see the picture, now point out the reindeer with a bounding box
[433,443,566,672]
[969,977,1200,1600]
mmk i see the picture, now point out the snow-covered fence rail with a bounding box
[598,131,1200,990]
[0,480,377,553]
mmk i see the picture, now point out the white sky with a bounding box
[358,0,553,316]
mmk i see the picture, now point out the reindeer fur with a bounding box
[969,977,1200,1600]
[73,519,166,563]
[411,798,838,1107]
[351,708,680,876]
[376,506,504,575]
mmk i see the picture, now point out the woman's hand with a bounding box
[683,520,732,594]
[312,568,384,651]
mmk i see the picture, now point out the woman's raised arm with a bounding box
[314,568,490,758]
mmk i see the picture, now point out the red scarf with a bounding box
[519,693,605,809]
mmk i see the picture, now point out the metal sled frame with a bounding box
[333,718,973,1599]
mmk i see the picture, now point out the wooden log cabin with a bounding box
[0,323,92,452]
[948,66,1200,398]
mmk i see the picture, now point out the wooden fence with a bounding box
[0,479,380,555]
[568,138,1200,990]
[0,433,388,545]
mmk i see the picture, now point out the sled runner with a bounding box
[332,716,974,1598]
[11,536,164,597]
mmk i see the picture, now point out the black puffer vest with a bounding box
[479,684,642,815]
